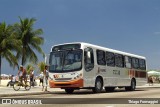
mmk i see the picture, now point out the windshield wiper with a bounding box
[62,51,71,70]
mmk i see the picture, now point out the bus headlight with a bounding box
[74,73,82,79]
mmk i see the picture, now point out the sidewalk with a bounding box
[0,80,63,97]
[138,83,160,88]
[0,86,63,97]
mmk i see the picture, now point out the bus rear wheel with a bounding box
[65,88,74,94]
[125,79,136,91]
[92,78,103,93]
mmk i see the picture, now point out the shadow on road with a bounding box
[51,88,146,95]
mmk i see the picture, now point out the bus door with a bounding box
[83,47,95,87]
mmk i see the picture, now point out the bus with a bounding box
[48,42,147,94]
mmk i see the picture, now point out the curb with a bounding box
[0,91,61,97]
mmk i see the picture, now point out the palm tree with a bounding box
[0,22,21,84]
[14,17,44,66]
[37,61,45,74]
[26,63,34,75]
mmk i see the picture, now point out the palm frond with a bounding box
[14,17,44,65]
[37,61,45,73]
[0,22,19,70]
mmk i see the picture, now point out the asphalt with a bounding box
[0,83,160,97]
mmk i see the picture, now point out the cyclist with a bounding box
[18,65,27,85]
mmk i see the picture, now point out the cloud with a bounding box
[154,32,160,35]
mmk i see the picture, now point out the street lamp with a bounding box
[44,54,50,65]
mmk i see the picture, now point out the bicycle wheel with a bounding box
[25,81,31,91]
[13,81,21,91]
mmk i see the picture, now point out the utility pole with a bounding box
[45,54,50,65]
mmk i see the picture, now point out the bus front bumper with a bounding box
[49,79,83,88]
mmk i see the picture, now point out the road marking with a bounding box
[106,106,114,107]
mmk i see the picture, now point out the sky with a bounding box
[1,0,160,75]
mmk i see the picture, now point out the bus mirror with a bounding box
[87,51,91,59]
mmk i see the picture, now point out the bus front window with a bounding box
[50,52,63,71]
[49,50,82,72]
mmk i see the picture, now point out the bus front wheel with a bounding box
[65,88,74,94]
[92,78,103,93]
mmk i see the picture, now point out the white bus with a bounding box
[48,42,147,93]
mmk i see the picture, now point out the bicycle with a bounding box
[30,80,35,87]
[13,80,31,91]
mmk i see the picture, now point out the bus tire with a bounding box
[65,88,74,94]
[105,87,115,92]
[125,79,136,91]
[92,77,103,93]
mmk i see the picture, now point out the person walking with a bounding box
[7,75,16,87]
[30,68,35,87]
[39,72,44,86]
[42,65,49,92]
[148,76,153,86]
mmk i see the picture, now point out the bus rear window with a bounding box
[139,59,146,70]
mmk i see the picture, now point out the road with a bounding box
[1,86,160,107]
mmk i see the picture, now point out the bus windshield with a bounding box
[49,49,82,73]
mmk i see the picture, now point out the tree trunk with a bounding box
[0,55,1,85]
[21,47,25,66]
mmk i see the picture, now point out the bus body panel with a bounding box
[48,42,147,90]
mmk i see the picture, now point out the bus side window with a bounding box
[96,50,106,65]
[84,47,94,71]
[132,57,139,69]
[106,52,115,67]
[115,54,124,68]
[125,56,131,68]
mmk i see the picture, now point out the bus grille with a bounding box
[55,78,72,81]
[55,84,71,86]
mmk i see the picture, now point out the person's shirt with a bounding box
[19,71,23,77]
[30,71,34,78]
[39,73,44,79]
[46,70,49,76]
[23,69,27,76]
[44,69,49,79]
[32,71,34,75]
[12,76,16,82]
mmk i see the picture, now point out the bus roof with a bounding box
[51,42,146,59]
